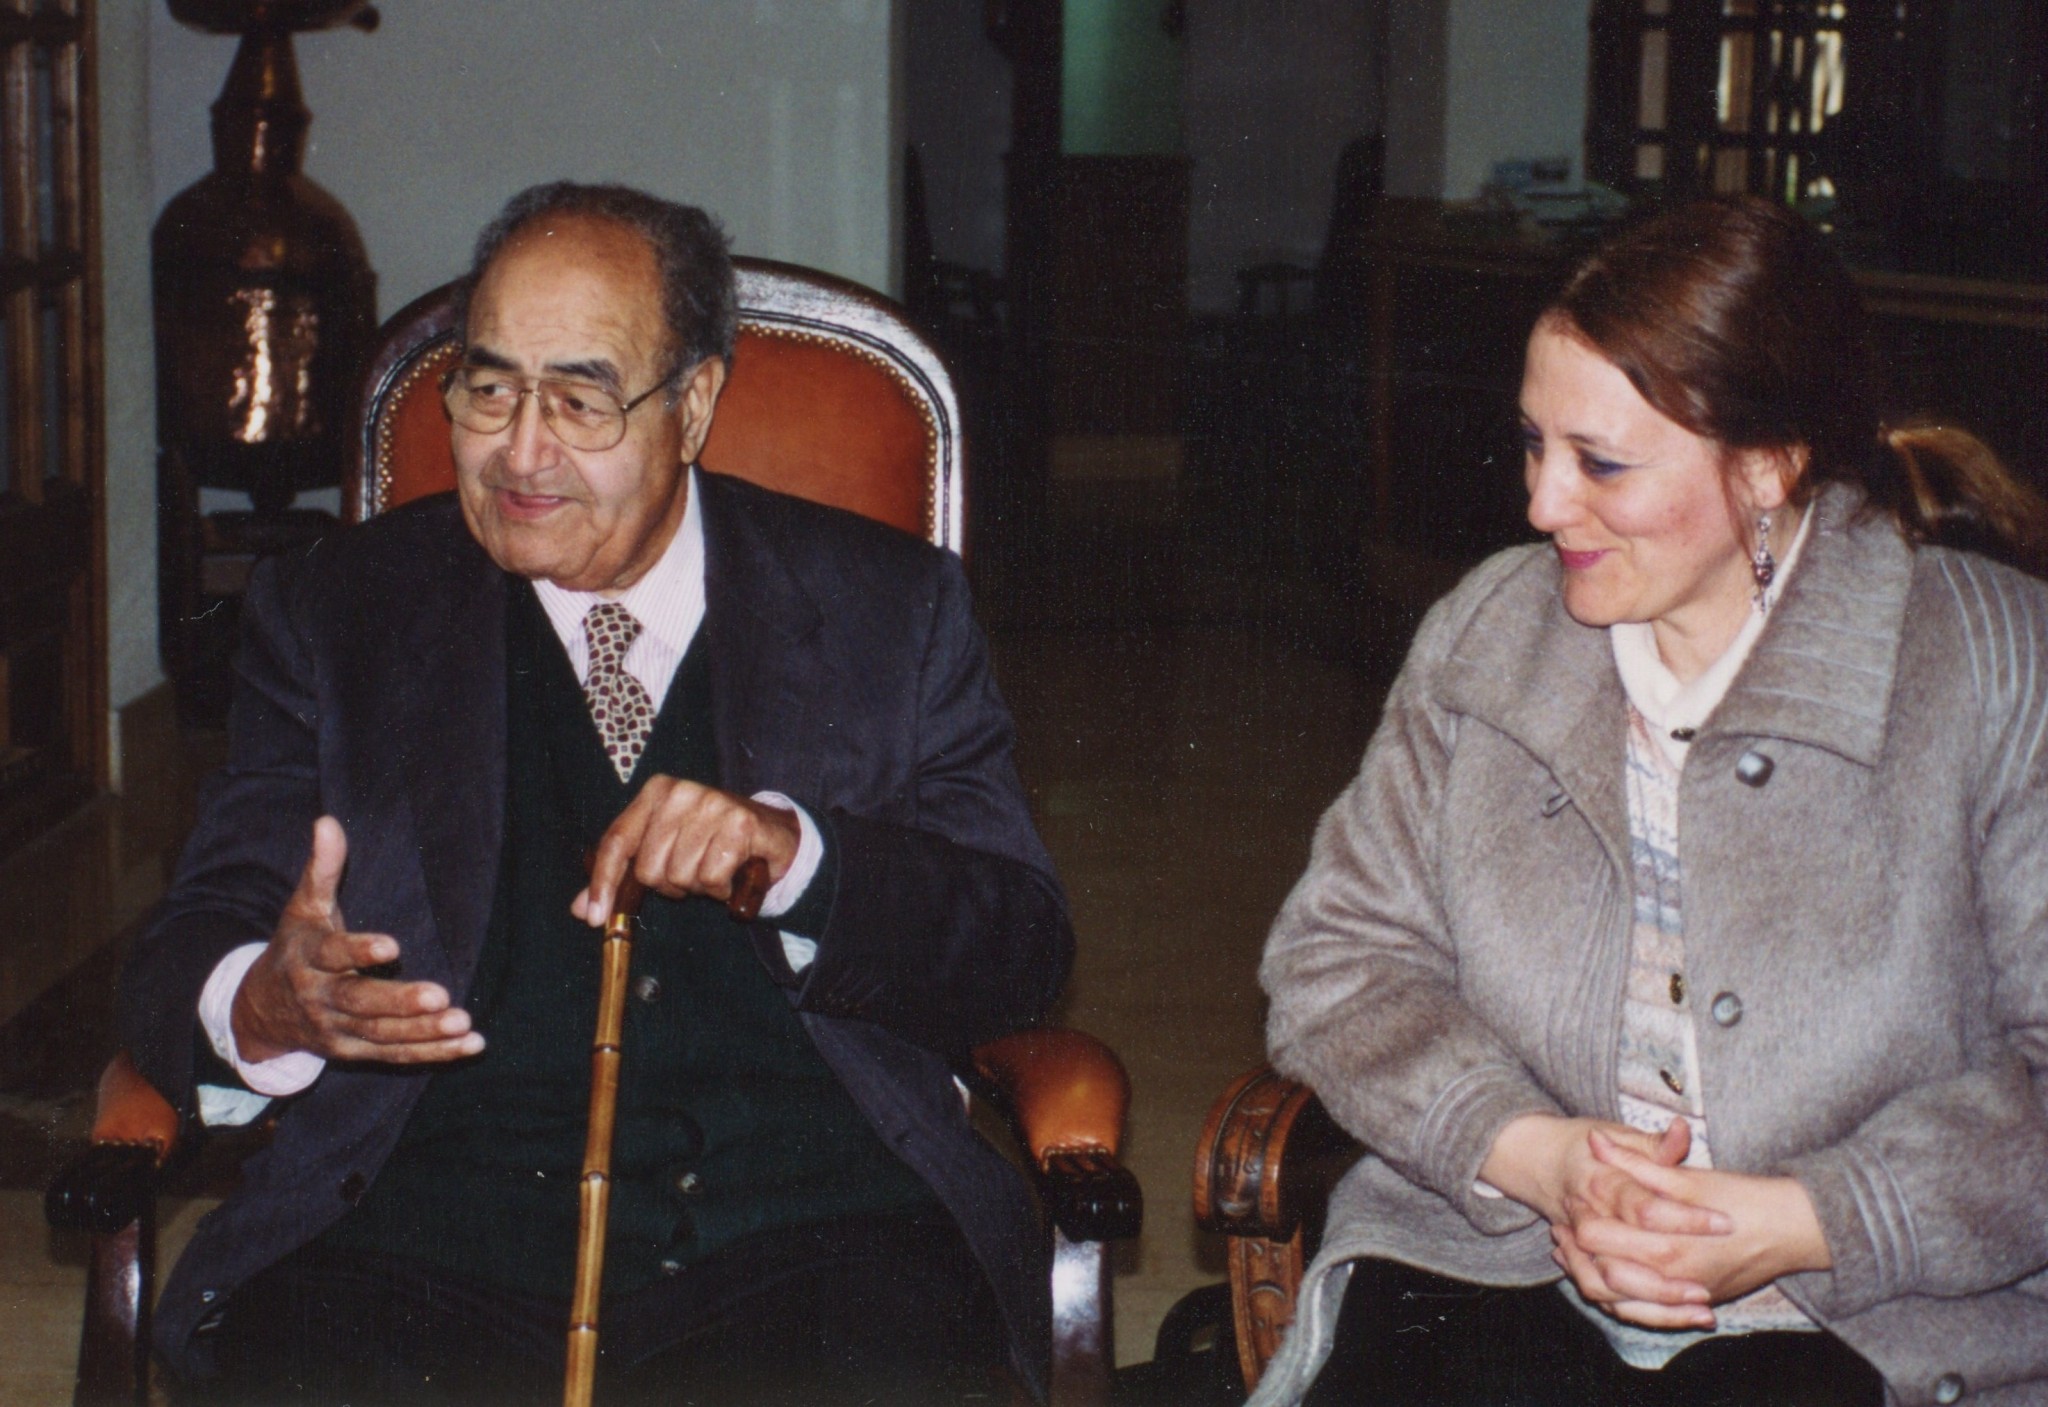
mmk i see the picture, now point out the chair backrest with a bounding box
[346,257,964,553]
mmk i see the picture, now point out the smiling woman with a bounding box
[1252,196,2048,1407]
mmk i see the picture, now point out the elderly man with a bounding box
[118,183,1073,1405]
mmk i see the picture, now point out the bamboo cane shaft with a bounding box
[564,904,637,1407]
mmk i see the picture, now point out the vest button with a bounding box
[633,975,662,1004]
[1935,1373,1965,1404]
[1735,750,1774,787]
[339,1172,367,1205]
[675,1170,704,1197]
[1710,992,1743,1027]
[658,1258,683,1278]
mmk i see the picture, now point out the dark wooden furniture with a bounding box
[1193,1065,1361,1394]
[0,0,105,859]
[46,257,1141,1407]
[152,0,380,724]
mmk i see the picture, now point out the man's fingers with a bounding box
[584,783,669,924]
[328,977,452,1021]
[293,816,350,918]
[324,1032,486,1065]
[310,927,401,976]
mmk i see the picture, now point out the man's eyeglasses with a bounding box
[440,362,681,452]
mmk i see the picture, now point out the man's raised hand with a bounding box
[574,777,799,926]
[231,817,484,1065]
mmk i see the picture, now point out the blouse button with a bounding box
[1659,1068,1684,1096]
[1669,973,1686,1005]
[1710,992,1744,1027]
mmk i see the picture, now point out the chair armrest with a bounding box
[1195,1064,1357,1241]
[46,1053,179,1235]
[972,1029,1142,1242]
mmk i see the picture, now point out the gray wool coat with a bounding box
[1257,487,2048,1407]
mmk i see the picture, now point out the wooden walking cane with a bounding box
[563,856,773,1407]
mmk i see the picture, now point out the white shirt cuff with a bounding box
[199,943,327,1103]
[749,792,822,974]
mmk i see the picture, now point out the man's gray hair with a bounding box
[459,182,738,371]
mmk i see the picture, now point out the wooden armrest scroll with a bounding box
[1195,1064,1356,1239]
[1194,1065,1364,1394]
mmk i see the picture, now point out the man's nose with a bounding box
[502,389,557,476]
[1524,449,1577,535]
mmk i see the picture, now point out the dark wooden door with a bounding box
[0,0,103,857]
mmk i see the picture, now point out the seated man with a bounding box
[118,182,1074,1406]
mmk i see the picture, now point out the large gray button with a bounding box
[633,974,662,1004]
[1710,992,1743,1027]
[1935,1373,1965,1404]
[1735,750,1774,787]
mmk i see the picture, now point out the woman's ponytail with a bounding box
[1874,421,2048,577]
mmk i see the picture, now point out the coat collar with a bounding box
[1436,486,1912,848]
[696,470,829,802]
[393,519,509,987]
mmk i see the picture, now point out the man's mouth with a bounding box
[492,488,574,519]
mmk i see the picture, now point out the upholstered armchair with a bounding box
[46,258,1141,1407]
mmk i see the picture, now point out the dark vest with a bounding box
[325,583,934,1296]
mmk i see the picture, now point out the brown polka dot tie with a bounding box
[582,603,655,782]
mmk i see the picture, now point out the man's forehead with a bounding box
[466,219,668,382]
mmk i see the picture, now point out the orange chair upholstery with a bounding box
[49,259,1138,1407]
[348,257,963,550]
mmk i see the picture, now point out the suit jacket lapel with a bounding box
[698,472,828,801]
[395,526,509,992]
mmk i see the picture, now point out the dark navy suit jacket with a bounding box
[118,470,1075,1394]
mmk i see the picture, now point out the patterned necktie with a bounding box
[582,602,655,782]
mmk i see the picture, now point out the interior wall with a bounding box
[903,0,1010,273]
[102,1,898,717]
[1439,0,1590,197]
[1382,0,1589,200]
[1183,0,1383,313]
[1062,0,1184,156]
[99,0,160,720]
[148,1,901,319]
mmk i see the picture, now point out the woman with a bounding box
[1256,195,2048,1407]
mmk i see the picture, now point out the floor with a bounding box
[0,482,1407,1402]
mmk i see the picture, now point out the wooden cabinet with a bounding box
[0,0,103,858]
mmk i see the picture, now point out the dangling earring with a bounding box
[1751,511,1776,613]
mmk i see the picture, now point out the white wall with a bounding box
[100,1,900,717]
[100,0,160,716]
[1440,0,1589,197]
[1183,0,1383,312]
[904,0,1010,273]
[1384,0,1589,200]
[148,0,902,319]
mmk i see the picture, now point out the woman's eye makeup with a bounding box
[1578,451,1629,478]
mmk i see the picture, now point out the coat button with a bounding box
[1735,750,1774,787]
[1710,992,1743,1027]
[658,1257,683,1277]
[633,975,662,1004]
[1935,1373,1965,1403]
[339,1172,367,1205]
[1541,790,1570,818]
[675,1170,704,1197]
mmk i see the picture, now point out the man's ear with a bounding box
[1734,444,1806,513]
[674,357,728,463]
